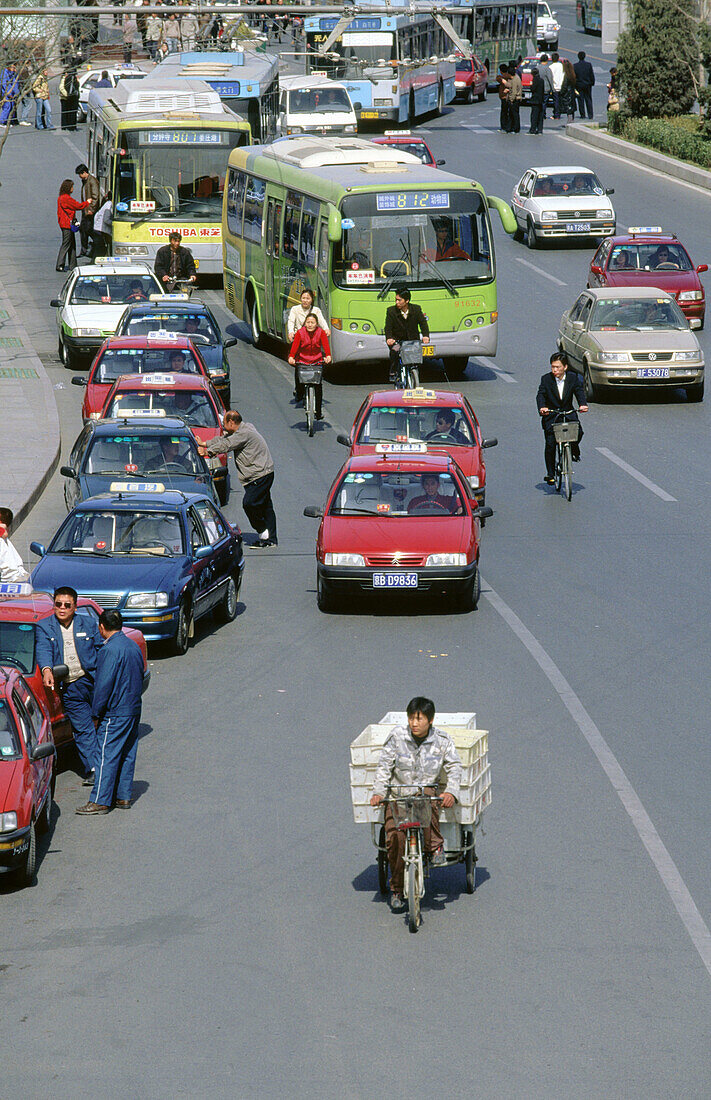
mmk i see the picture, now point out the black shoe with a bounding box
[544,476,555,485]
[82,770,95,787]
[572,454,581,462]
[56,266,66,272]
[315,412,324,421]
[249,537,277,548]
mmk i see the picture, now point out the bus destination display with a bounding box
[376,192,450,212]
[143,131,228,145]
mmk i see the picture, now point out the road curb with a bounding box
[565,121,711,193]
[0,285,60,532]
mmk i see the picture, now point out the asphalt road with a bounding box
[2,9,711,1095]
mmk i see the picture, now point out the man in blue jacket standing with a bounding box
[36,586,103,784]
[76,609,144,815]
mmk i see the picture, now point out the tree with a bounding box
[617,0,698,117]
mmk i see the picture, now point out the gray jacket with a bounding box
[205,421,274,485]
[538,63,555,94]
[372,724,462,800]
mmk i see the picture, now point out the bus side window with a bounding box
[283,191,303,260]
[301,201,318,267]
[244,176,266,243]
[227,169,246,238]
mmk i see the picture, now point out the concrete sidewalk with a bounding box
[566,121,711,194]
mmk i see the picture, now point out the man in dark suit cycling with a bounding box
[384,286,430,381]
[536,351,588,484]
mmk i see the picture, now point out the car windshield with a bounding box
[70,274,158,304]
[358,406,474,446]
[380,141,433,165]
[456,59,473,71]
[591,297,688,330]
[288,87,352,113]
[533,172,605,197]
[0,699,21,760]
[608,243,692,272]
[107,388,218,428]
[51,509,185,555]
[83,432,203,476]
[330,470,464,516]
[120,312,219,344]
[0,621,35,675]
[95,348,201,383]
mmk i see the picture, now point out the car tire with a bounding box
[686,379,704,402]
[216,477,229,506]
[171,599,193,656]
[13,819,36,888]
[316,572,336,613]
[513,224,525,243]
[466,85,474,105]
[36,766,54,836]
[247,294,265,350]
[583,361,601,402]
[551,38,558,49]
[217,575,239,623]
[457,564,480,612]
[478,84,487,102]
[527,219,538,249]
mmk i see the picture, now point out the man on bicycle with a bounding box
[536,351,588,485]
[154,231,197,292]
[370,697,461,912]
[384,286,430,382]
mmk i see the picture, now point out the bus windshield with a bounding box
[335,191,493,289]
[288,87,352,114]
[114,129,248,220]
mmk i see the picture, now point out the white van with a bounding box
[277,75,357,137]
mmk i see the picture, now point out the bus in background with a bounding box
[86,80,251,276]
[443,0,537,77]
[576,0,602,34]
[145,51,279,142]
[277,75,357,137]
[222,136,516,375]
[304,9,456,125]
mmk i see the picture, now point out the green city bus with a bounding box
[222,136,516,371]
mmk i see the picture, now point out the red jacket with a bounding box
[289,325,330,364]
[57,193,88,230]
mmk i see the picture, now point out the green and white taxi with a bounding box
[50,258,164,370]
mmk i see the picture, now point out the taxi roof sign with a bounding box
[116,407,167,417]
[627,226,664,235]
[148,294,189,303]
[384,129,411,135]
[109,481,166,493]
[146,330,183,342]
[375,442,427,454]
[95,256,135,265]
[402,388,436,401]
[0,582,33,597]
[142,374,176,385]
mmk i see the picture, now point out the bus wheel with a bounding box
[437,82,444,115]
[247,294,265,349]
[408,91,415,124]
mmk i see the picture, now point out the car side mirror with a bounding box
[436,159,446,166]
[50,298,61,308]
[71,376,87,387]
[223,336,238,349]
[52,664,69,681]
[303,505,324,518]
[336,433,351,447]
[605,188,615,195]
[481,437,498,449]
[60,465,77,479]
[31,741,56,762]
[194,545,212,560]
[477,506,494,519]
[697,264,708,274]
[590,264,602,274]
[572,320,584,332]
[353,101,362,111]
[30,541,46,557]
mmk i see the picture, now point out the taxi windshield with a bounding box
[609,243,692,272]
[0,699,21,760]
[121,312,219,344]
[0,621,35,675]
[83,433,203,476]
[381,141,433,165]
[533,172,604,197]
[107,388,218,428]
[330,471,464,516]
[51,509,185,556]
[95,348,200,383]
[591,298,687,330]
[70,274,158,304]
[358,406,474,446]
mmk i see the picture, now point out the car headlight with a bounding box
[425,553,468,567]
[596,209,612,219]
[345,124,356,133]
[74,328,101,337]
[678,291,703,302]
[455,80,465,86]
[0,812,18,833]
[468,475,480,489]
[125,592,169,609]
[541,210,557,221]
[674,351,701,361]
[599,352,630,362]
[324,553,365,567]
[287,126,303,135]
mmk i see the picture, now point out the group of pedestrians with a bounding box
[55,163,111,271]
[498,50,596,136]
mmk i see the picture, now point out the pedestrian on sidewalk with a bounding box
[0,62,20,125]
[59,66,79,130]
[163,13,181,53]
[76,609,144,815]
[136,0,149,50]
[506,62,522,134]
[560,58,577,124]
[0,508,29,583]
[122,14,135,63]
[496,62,511,132]
[76,163,100,258]
[528,68,545,134]
[548,52,564,119]
[32,69,54,129]
[180,9,199,50]
[574,50,595,119]
[145,13,162,60]
[199,410,278,548]
[56,178,88,271]
[537,53,554,121]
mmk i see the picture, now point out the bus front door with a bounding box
[264,197,282,335]
[317,216,330,326]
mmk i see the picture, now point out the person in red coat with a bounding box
[57,178,89,272]
[288,312,331,420]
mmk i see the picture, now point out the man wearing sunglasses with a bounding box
[36,586,103,785]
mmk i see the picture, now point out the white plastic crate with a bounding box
[380,711,476,728]
[350,758,487,789]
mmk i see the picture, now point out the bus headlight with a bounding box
[114,244,149,257]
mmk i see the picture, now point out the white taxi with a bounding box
[50,258,164,370]
[77,63,146,121]
[512,165,616,249]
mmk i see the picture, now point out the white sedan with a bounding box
[511,165,616,249]
[50,259,164,370]
[77,64,146,121]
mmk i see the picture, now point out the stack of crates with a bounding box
[349,712,490,827]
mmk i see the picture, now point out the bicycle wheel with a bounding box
[407,860,420,932]
[377,826,388,895]
[305,385,315,437]
[554,444,562,492]
[464,828,476,894]
[563,443,572,501]
[406,365,420,388]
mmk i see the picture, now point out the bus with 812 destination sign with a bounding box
[222,136,517,374]
[86,79,252,275]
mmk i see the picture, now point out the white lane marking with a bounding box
[476,355,517,383]
[597,446,677,501]
[61,132,85,159]
[495,167,517,177]
[558,132,711,200]
[515,256,567,286]
[460,122,495,133]
[483,582,711,979]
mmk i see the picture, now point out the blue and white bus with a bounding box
[304,9,456,125]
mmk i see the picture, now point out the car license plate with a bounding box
[422,345,434,356]
[636,366,670,379]
[373,572,418,589]
[360,110,379,118]
[566,222,591,232]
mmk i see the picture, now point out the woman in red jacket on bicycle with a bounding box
[56,178,89,272]
[288,311,331,420]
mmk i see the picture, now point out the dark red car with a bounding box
[454,54,489,102]
[0,666,55,888]
[588,229,707,330]
[372,131,444,168]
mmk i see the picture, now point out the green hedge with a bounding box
[606,113,711,170]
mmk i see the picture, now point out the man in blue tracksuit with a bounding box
[36,586,103,783]
[76,609,144,815]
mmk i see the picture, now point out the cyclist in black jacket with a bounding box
[154,231,197,291]
[384,286,430,381]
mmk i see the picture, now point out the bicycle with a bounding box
[295,360,323,437]
[392,339,422,390]
[383,785,442,933]
[551,409,581,502]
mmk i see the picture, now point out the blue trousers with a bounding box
[92,714,140,806]
[62,676,98,774]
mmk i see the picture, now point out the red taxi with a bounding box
[303,451,492,613]
[73,334,215,422]
[520,56,553,105]
[339,388,497,507]
[0,587,149,748]
[0,666,55,887]
[372,131,445,167]
[588,228,707,330]
[453,53,489,102]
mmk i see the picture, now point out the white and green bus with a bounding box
[222,136,516,372]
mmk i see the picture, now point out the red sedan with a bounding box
[340,387,497,507]
[453,53,489,103]
[588,229,708,329]
[304,452,492,613]
[0,666,55,887]
[73,334,215,422]
[372,131,444,168]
